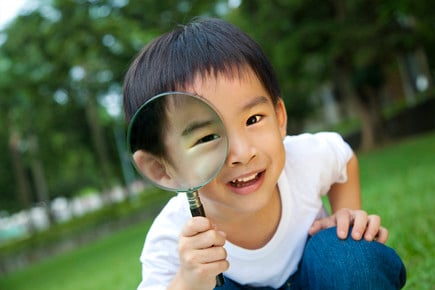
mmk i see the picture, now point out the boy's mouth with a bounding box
[229,171,263,188]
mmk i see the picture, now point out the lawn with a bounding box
[357,132,435,289]
[0,132,433,290]
[0,219,154,290]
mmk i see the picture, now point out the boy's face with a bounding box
[162,95,227,189]
[185,68,287,216]
[131,94,227,190]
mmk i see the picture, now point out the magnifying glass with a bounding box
[127,92,227,287]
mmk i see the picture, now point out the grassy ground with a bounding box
[357,132,435,289]
[0,132,433,289]
[0,219,153,290]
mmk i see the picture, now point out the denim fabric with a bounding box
[215,227,406,290]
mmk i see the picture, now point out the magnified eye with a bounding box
[194,133,220,146]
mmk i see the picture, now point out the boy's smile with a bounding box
[183,67,287,219]
[228,170,265,195]
[230,171,263,188]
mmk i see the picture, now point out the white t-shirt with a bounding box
[137,132,353,289]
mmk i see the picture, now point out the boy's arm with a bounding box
[309,153,389,243]
[328,153,361,212]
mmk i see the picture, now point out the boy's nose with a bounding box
[226,134,256,167]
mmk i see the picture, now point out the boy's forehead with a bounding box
[183,67,265,97]
[178,68,276,121]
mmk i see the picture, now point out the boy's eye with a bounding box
[246,115,262,126]
[194,134,220,146]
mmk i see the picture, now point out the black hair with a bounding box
[128,94,169,157]
[124,17,281,154]
[128,92,192,159]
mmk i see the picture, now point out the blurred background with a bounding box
[0,0,433,289]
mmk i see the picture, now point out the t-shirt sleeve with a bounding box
[137,194,190,290]
[283,132,353,198]
[316,132,353,185]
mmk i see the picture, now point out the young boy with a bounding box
[123,17,406,290]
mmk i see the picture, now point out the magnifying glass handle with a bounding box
[189,202,206,217]
[215,273,225,287]
[187,191,225,287]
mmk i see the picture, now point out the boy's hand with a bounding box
[308,208,389,244]
[170,216,228,290]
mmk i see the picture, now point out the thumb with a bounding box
[308,217,335,236]
[308,219,323,236]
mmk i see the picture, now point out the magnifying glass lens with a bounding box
[128,92,228,192]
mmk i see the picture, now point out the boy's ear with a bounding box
[132,150,176,188]
[275,98,287,138]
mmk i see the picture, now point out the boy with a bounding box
[123,17,406,290]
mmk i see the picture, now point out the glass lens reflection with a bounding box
[128,92,228,191]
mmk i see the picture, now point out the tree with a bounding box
[0,0,227,211]
[231,0,433,150]
[0,12,57,213]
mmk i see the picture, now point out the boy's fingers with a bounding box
[181,216,213,237]
[308,220,322,236]
[312,210,385,243]
[309,217,335,236]
[181,229,226,251]
[375,227,389,244]
[363,214,381,241]
[350,210,368,240]
[364,215,388,244]
[335,209,351,239]
[179,217,227,255]
[193,245,228,264]
[189,258,230,281]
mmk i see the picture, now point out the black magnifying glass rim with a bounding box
[126,91,229,192]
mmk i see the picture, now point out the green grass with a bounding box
[358,132,435,290]
[0,132,434,289]
[0,219,153,290]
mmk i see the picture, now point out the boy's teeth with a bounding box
[232,173,257,183]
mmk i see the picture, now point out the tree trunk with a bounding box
[85,95,113,201]
[28,134,54,225]
[9,130,33,209]
[335,67,386,151]
[114,125,135,199]
[356,85,387,151]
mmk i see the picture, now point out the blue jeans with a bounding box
[215,227,406,290]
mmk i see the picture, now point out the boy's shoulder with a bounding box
[283,132,352,162]
[284,132,347,148]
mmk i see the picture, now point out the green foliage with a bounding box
[1,0,434,211]
[0,0,225,210]
[75,186,99,196]
[229,0,434,144]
